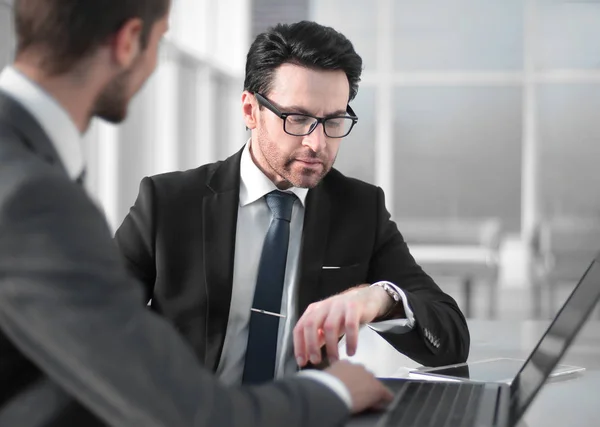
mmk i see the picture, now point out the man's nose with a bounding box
[302,122,327,152]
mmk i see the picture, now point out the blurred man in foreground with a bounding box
[0,1,392,426]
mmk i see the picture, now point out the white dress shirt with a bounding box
[216,141,417,407]
[216,141,309,384]
[0,66,84,180]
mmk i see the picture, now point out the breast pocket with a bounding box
[318,262,368,297]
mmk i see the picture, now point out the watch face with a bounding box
[381,284,399,301]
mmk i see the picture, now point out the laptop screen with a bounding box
[509,257,600,425]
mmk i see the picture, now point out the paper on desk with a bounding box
[387,366,462,382]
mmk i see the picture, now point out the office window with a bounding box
[393,86,522,229]
[177,61,203,171]
[214,75,243,160]
[169,0,212,59]
[252,0,309,37]
[538,84,600,218]
[534,1,600,221]
[0,1,14,69]
[334,87,376,184]
[308,0,600,237]
[83,1,250,230]
[393,0,523,71]
[536,1,600,70]
[310,0,378,71]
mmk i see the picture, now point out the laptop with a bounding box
[366,253,600,427]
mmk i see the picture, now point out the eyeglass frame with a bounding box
[253,92,358,138]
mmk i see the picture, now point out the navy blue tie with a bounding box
[242,190,296,384]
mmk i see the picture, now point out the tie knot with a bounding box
[265,191,296,222]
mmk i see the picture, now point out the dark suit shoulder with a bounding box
[0,121,30,164]
[145,161,222,199]
[149,161,219,186]
[321,167,381,200]
[144,149,242,205]
[0,131,68,205]
[150,160,222,184]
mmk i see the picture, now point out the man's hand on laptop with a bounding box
[326,360,394,413]
[293,284,393,366]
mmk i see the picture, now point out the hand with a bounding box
[325,360,394,413]
[293,285,393,367]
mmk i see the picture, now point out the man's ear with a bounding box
[241,91,258,130]
[112,18,143,68]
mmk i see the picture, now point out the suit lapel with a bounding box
[202,149,243,370]
[297,183,331,316]
[0,92,67,175]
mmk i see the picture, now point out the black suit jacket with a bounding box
[0,91,349,427]
[115,148,470,371]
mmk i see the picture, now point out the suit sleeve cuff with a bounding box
[297,370,352,410]
[367,281,416,333]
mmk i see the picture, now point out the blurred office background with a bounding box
[1,0,599,320]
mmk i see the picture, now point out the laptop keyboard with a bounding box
[380,381,485,427]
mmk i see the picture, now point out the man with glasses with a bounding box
[115,21,470,387]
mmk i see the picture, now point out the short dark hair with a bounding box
[14,0,170,75]
[244,21,363,102]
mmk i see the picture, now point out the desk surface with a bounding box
[342,320,600,426]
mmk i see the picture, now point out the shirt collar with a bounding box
[0,66,84,180]
[239,140,309,207]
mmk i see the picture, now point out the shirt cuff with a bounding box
[297,370,352,410]
[367,281,416,333]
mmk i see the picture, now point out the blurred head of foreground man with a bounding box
[0,1,392,426]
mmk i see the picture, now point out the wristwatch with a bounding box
[371,281,401,308]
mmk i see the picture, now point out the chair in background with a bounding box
[397,218,503,319]
[530,217,600,319]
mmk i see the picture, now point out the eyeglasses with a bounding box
[254,93,358,138]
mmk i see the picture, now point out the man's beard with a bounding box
[256,127,333,189]
[92,68,132,123]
